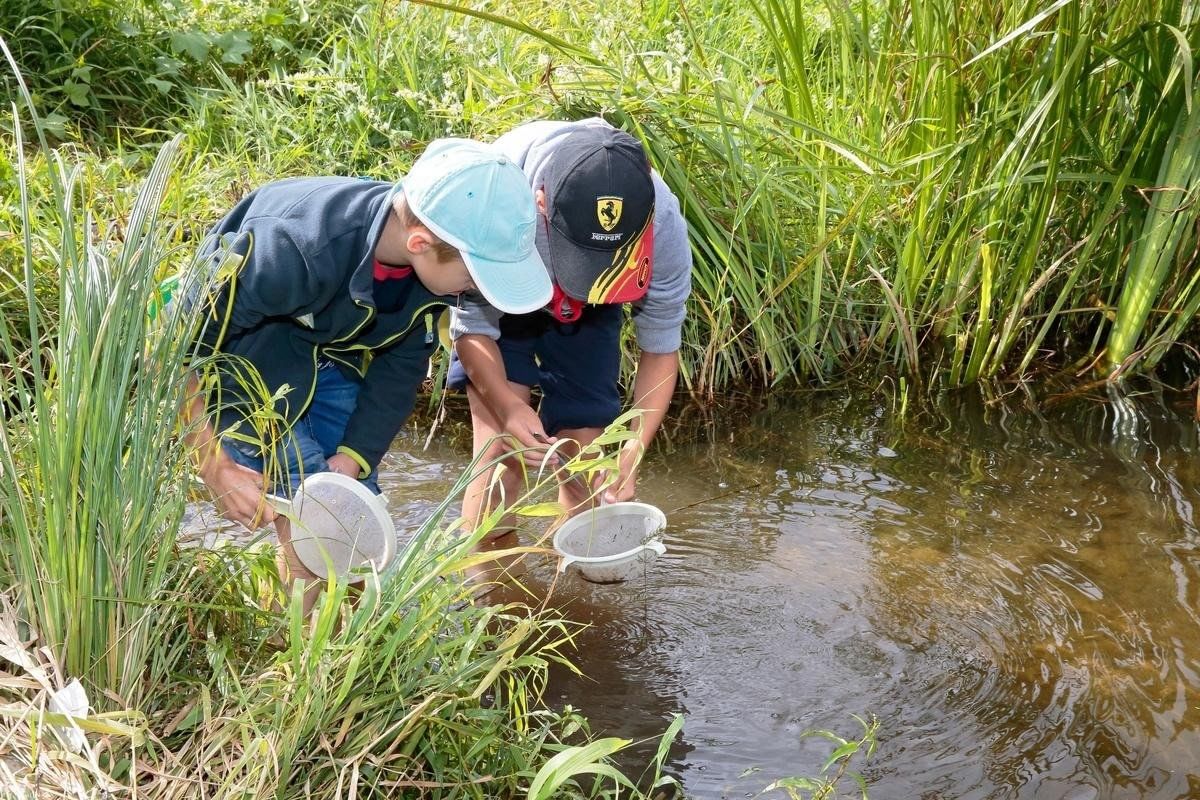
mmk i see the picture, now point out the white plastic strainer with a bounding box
[269,472,395,577]
[552,501,667,583]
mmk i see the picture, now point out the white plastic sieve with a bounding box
[268,472,395,578]
[552,501,667,583]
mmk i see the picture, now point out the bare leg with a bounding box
[461,383,545,596]
[274,515,324,616]
[461,381,534,540]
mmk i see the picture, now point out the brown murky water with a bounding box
[189,390,1200,797]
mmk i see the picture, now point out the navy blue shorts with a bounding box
[447,305,622,435]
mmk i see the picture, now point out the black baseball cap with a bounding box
[541,126,656,303]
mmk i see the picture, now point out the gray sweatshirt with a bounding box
[449,118,692,353]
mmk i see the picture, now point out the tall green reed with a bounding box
[0,44,202,701]
[1105,83,1200,374]
[748,0,1200,387]
[17,0,1200,394]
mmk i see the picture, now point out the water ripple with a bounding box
[189,396,1200,797]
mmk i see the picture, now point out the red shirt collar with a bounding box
[373,259,412,281]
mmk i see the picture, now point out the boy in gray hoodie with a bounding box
[448,119,692,536]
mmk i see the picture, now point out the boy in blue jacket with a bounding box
[183,139,552,596]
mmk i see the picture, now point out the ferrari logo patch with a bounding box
[597,196,623,231]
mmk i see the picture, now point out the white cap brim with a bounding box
[462,249,553,314]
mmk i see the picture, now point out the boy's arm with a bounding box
[609,173,690,501]
[336,334,435,475]
[182,373,277,529]
[455,333,552,455]
[605,349,678,503]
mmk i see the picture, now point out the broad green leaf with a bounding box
[170,31,212,61]
[146,78,174,95]
[63,82,91,107]
[527,737,632,800]
[217,31,253,64]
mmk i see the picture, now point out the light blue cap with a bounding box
[402,138,552,314]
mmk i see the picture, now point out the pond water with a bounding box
[189,389,1200,798]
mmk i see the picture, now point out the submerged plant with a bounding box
[757,715,878,800]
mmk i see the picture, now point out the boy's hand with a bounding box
[200,453,277,530]
[599,440,643,504]
[499,401,555,467]
[326,452,362,479]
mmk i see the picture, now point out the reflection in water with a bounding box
[189,393,1200,798]
[499,392,1200,798]
[810,393,1200,800]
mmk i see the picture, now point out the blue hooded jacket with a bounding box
[192,177,447,470]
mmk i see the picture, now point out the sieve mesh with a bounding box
[555,510,656,559]
[552,502,667,583]
[290,476,391,575]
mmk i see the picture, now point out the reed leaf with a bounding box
[1105,86,1200,375]
[0,83,198,702]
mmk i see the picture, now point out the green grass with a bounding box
[383,0,1200,391]
[0,47,687,797]
[3,0,1199,793]
[7,0,1200,392]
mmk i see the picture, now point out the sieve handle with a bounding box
[265,493,292,515]
[250,494,294,531]
[264,484,386,518]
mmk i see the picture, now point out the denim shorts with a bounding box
[447,304,622,435]
[222,360,380,495]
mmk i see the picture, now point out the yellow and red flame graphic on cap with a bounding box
[587,216,654,304]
